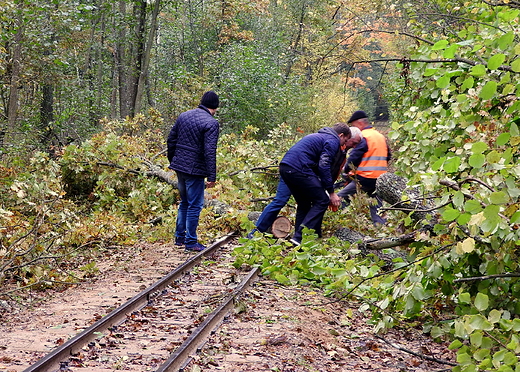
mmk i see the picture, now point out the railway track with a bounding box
[22,233,259,372]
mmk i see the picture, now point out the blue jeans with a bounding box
[175,171,205,245]
[255,177,292,233]
[279,164,330,242]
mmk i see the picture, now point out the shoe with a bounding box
[246,228,259,239]
[289,238,301,246]
[185,242,206,252]
[174,237,185,246]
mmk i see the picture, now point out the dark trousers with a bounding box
[279,164,330,242]
[337,175,386,225]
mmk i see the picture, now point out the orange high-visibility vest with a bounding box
[356,128,388,179]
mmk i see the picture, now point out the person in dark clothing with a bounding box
[167,91,220,252]
[247,126,362,239]
[338,110,391,225]
[279,123,351,245]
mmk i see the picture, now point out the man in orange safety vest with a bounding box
[337,110,391,225]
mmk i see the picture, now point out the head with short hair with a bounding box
[332,122,351,148]
[332,122,351,138]
[346,126,363,148]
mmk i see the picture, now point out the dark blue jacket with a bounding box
[167,105,220,182]
[280,127,341,194]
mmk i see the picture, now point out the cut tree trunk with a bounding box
[376,172,437,231]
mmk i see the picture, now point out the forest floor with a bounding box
[0,239,456,372]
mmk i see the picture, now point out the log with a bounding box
[271,216,291,238]
[334,227,415,250]
[376,172,437,231]
[334,227,409,267]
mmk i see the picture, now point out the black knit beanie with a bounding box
[348,110,368,123]
[200,91,219,109]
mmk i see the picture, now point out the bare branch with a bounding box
[374,335,457,367]
[454,273,520,283]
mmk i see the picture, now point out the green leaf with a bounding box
[424,68,438,77]
[443,156,461,173]
[457,213,471,225]
[511,59,520,73]
[442,208,460,222]
[460,292,471,304]
[471,331,484,347]
[503,351,517,366]
[511,211,520,224]
[432,157,445,171]
[464,200,482,214]
[411,285,428,300]
[486,150,502,164]
[461,77,474,91]
[436,75,450,89]
[488,309,502,324]
[498,31,515,49]
[432,40,449,50]
[482,205,500,232]
[311,266,327,275]
[475,293,489,311]
[468,314,494,331]
[449,340,463,349]
[479,81,497,100]
[490,191,509,204]
[487,54,506,70]
[453,191,465,208]
[470,65,486,77]
[496,133,511,146]
[513,319,520,332]
[444,44,459,58]
[469,154,486,168]
[474,348,491,362]
[472,141,488,154]
[511,122,519,136]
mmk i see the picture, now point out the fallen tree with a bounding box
[334,172,438,264]
[376,172,438,231]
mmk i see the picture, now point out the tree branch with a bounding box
[454,273,520,283]
[351,56,516,73]
[374,335,457,367]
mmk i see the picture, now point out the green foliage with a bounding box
[233,228,376,287]
[210,42,317,136]
[380,2,520,370]
[0,118,304,298]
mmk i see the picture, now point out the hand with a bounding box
[206,181,216,189]
[329,192,341,207]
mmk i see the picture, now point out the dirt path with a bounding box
[0,241,455,371]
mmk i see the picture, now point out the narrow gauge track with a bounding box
[23,233,259,372]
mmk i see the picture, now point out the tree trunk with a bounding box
[134,0,160,113]
[6,9,23,142]
[376,172,438,231]
[116,0,131,118]
[40,83,54,150]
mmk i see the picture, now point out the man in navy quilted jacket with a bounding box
[167,91,220,252]
[279,123,351,245]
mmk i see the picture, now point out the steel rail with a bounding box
[23,233,236,372]
[156,266,260,372]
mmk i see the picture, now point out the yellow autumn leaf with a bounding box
[468,212,486,226]
[456,237,476,254]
